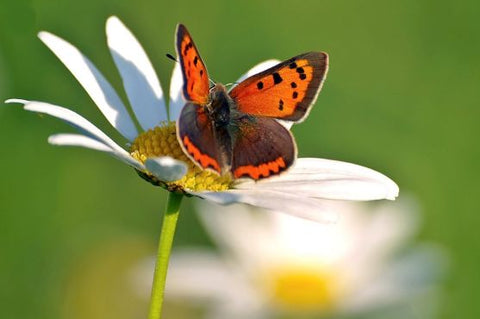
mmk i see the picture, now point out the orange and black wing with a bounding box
[229,52,328,122]
[175,24,210,105]
[231,116,296,180]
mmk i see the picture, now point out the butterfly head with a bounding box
[208,83,228,101]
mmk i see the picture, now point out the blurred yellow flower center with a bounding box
[264,265,341,313]
[130,122,232,192]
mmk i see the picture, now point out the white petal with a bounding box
[48,133,112,152]
[38,31,138,141]
[193,189,338,223]
[232,59,281,86]
[131,250,263,319]
[145,156,187,182]
[167,249,265,319]
[342,244,447,313]
[348,199,419,271]
[277,119,293,130]
[48,133,145,170]
[167,249,244,300]
[7,99,144,171]
[106,16,167,130]
[195,201,276,266]
[235,158,399,201]
[168,62,185,122]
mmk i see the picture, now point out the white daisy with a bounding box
[6,16,398,222]
[161,199,446,319]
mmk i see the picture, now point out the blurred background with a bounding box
[0,0,478,318]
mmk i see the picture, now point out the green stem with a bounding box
[148,192,183,319]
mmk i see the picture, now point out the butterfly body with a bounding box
[207,83,234,127]
[175,24,328,180]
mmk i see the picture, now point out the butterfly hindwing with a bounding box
[176,24,210,105]
[231,117,296,180]
[177,103,224,174]
[229,52,328,122]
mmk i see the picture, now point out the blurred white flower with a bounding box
[155,199,446,319]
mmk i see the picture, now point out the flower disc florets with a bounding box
[130,122,232,192]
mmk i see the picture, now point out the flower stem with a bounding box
[148,192,183,319]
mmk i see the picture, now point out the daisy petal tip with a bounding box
[37,31,54,43]
[387,188,400,201]
[383,178,399,200]
[106,15,121,25]
[145,156,188,182]
[106,16,124,35]
[5,98,28,105]
[47,134,80,146]
[47,135,59,145]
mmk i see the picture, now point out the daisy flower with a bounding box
[5,16,399,319]
[161,199,446,319]
[6,17,398,222]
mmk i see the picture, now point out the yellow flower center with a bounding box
[262,264,342,313]
[130,122,232,192]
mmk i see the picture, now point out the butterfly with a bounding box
[175,24,329,180]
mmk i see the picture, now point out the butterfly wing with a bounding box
[229,52,328,122]
[177,102,225,174]
[231,116,296,180]
[175,24,210,105]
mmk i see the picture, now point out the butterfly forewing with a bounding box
[229,52,328,122]
[176,24,210,105]
[231,117,296,180]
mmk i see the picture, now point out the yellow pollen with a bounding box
[130,122,232,192]
[262,264,342,313]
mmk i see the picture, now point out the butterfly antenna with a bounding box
[209,78,216,87]
[166,53,178,63]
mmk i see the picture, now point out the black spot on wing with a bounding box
[292,91,298,99]
[299,73,307,80]
[183,42,193,56]
[291,82,297,88]
[272,72,283,84]
[257,81,264,90]
[289,62,297,69]
[279,99,284,110]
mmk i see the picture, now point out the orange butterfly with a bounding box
[176,24,328,180]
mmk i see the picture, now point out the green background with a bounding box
[0,0,478,318]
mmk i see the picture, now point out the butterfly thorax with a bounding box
[206,83,236,127]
